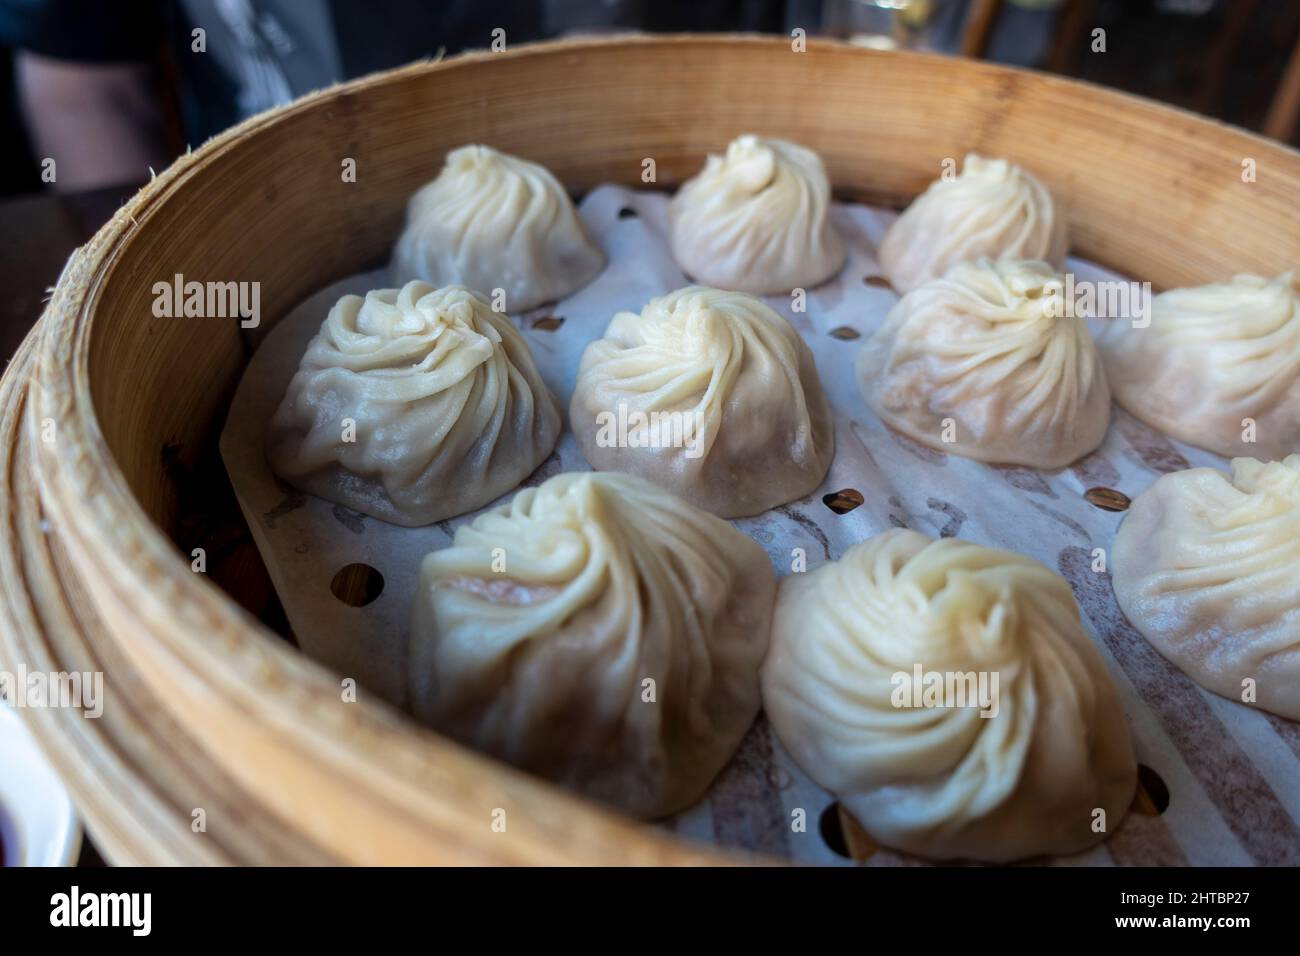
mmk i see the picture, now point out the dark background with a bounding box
[1,0,1298,871]
[1,0,1298,199]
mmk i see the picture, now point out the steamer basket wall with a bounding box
[1,36,1297,865]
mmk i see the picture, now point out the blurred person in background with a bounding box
[0,0,790,193]
[0,1,1295,196]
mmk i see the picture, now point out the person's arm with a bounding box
[15,50,169,192]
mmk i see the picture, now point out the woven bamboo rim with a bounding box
[1,35,1297,865]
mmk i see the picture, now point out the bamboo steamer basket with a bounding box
[1,35,1297,866]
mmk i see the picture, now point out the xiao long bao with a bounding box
[390,145,605,312]
[267,282,561,526]
[857,258,1110,468]
[761,529,1137,862]
[1098,273,1300,460]
[669,134,846,295]
[408,471,776,819]
[879,154,1067,294]
[1112,455,1300,721]
[569,286,835,517]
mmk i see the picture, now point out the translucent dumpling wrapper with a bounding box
[669,134,846,295]
[408,471,776,818]
[267,282,561,526]
[1098,273,1300,460]
[878,154,1067,294]
[1112,455,1300,721]
[761,528,1137,862]
[857,257,1110,468]
[390,145,605,313]
[569,286,835,517]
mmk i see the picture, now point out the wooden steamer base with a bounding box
[0,36,1297,865]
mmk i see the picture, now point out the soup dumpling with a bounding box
[570,286,834,517]
[669,134,846,295]
[267,282,561,526]
[409,471,776,818]
[879,154,1067,294]
[391,145,605,312]
[1098,273,1300,460]
[857,258,1109,468]
[1112,455,1300,721]
[761,528,1137,862]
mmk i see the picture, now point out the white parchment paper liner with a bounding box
[221,186,1300,866]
